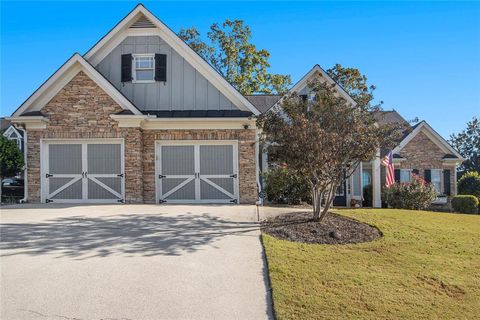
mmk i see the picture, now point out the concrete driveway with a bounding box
[0,204,288,320]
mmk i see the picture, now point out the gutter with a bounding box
[14,125,28,203]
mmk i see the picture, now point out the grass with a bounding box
[262,209,480,319]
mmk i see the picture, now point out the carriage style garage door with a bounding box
[41,140,124,203]
[156,141,239,204]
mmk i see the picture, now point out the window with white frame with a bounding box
[431,169,442,194]
[133,54,155,82]
[400,169,412,183]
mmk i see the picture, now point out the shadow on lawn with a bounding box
[0,213,259,259]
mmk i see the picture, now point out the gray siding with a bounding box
[96,36,237,111]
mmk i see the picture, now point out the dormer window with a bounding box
[133,54,155,82]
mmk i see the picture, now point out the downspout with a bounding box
[15,125,28,203]
[255,127,262,205]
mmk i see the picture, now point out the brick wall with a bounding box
[26,71,144,203]
[142,129,258,204]
[395,130,457,195]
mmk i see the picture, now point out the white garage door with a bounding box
[42,140,124,203]
[156,141,239,204]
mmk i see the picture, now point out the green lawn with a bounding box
[262,209,480,319]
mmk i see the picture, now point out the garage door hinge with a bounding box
[158,174,166,179]
[117,173,124,178]
[229,174,237,178]
[46,199,53,203]
[159,199,167,204]
[117,199,124,203]
[230,199,238,204]
[45,173,53,178]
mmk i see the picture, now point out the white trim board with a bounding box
[83,4,260,115]
[11,54,141,117]
[392,121,464,161]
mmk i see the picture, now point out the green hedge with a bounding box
[451,195,479,214]
[264,167,311,205]
[458,171,480,199]
[383,175,437,210]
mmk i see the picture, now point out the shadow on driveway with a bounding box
[0,213,260,259]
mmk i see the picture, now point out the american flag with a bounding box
[382,151,395,187]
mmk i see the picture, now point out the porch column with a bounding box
[372,149,382,208]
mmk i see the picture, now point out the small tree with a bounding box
[258,79,401,221]
[449,117,479,174]
[179,20,291,94]
[457,171,480,199]
[0,135,24,199]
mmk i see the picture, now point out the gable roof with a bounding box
[3,125,23,138]
[244,95,282,113]
[11,53,142,117]
[83,4,260,115]
[373,110,408,126]
[393,121,464,160]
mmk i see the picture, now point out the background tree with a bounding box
[179,20,291,95]
[449,117,479,174]
[0,135,24,200]
[258,79,402,221]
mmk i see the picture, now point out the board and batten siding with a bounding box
[95,36,238,111]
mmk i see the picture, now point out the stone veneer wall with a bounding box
[395,130,457,195]
[26,71,144,203]
[24,71,258,204]
[142,129,258,204]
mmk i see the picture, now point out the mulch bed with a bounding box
[261,212,382,244]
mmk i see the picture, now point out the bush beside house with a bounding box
[458,171,480,198]
[383,174,437,210]
[264,167,311,204]
[451,195,479,214]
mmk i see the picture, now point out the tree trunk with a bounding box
[318,183,336,222]
[312,186,323,221]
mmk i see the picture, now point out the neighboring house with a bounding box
[7,4,463,206]
[2,122,25,153]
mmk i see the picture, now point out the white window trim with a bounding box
[430,169,443,195]
[132,54,155,83]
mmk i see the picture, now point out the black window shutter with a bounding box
[121,54,132,82]
[424,169,431,183]
[443,170,451,195]
[155,54,167,81]
[300,94,308,101]
[394,169,400,182]
[412,169,419,175]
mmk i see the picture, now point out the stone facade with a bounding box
[24,71,258,204]
[395,129,457,195]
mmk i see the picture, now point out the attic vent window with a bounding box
[130,15,156,28]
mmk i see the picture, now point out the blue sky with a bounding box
[1,1,479,138]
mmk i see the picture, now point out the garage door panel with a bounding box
[200,180,232,200]
[87,144,121,174]
[88,177,122,199]
[49,144,82,174]
[50,178,83,200]
[161,146,195,175]
[163,178,196,200]
[200,145,233,175]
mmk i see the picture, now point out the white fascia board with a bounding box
[3,125,21,138]
[11,54,141,117]
[393,121,464,160]
[269,64,357,113]
[84,5,260,116]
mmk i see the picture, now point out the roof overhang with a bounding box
[393,121,464,163]
[7,116,49,130]
[84,4,260,116]
[11,53,142,118]
[110,114,256,130]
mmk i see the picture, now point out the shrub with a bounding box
[264,167,311,204]
[458,171,480,199]
[451,195,479,214]
[383,174,437,210]
[363,184,372,207]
